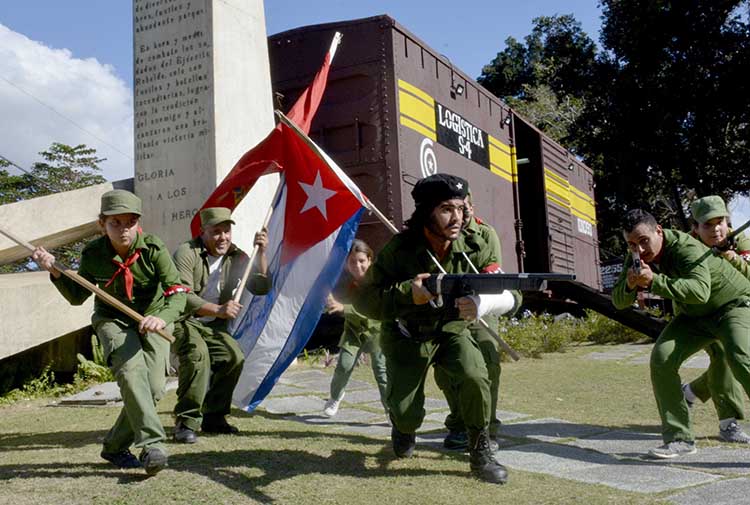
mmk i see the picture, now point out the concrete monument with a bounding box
[133,0,277,251]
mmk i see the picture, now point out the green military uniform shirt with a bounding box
[52,232,186,324]
[613,229,750,316]
[172,237,272,325]
[354,228,495,337]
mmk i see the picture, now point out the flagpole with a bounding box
[232,174,284,303]
[0,227,175,343]
[275,111,521,361]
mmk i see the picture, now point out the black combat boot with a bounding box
[468,428,508,484]
[391,426,416,458]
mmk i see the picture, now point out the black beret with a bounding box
[411,173,469,208]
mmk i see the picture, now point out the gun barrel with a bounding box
[423,273,575,296]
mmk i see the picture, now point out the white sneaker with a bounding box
[323,393,344,417]
[648,440,697,459]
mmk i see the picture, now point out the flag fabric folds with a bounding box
[230,120,367,411]
[190,31,357,411]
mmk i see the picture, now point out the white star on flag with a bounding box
[299,171,338,220]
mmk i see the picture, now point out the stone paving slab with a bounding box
[334,421,393,438]
[259,395,325,415]
[267,383,309,397]
[498,418,611,442]
[668,477,750,505]
[341,389,384,404]
[500,441,617,473]
[57,378,177,406]
[660,446,750,476]
[277,376,334,393]
[564,459,719,493]
[291,408,382,426]
[567,429,662,458]
[278,369,328,384]
[627,351,710,369]
[500,443,719,492]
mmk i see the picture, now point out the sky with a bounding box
[0,1,747,223]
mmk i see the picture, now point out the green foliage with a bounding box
[0,366,71,405]
[499,312,580,358]
[499,310,649,359]
[75,334,114,383]
[579,309,650,345]
[506,84,584,143]
[0,143,105,273]
[478,3,750,255]
[0,336,114,405]
[478,14,597,144]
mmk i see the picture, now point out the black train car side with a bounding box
[268,15,602,292]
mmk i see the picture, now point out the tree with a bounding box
[477,3,750,258]
[577,0,750,255]
[0,143,107,272]
[478,15,598,145]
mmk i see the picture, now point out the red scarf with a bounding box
[105,250,142,301]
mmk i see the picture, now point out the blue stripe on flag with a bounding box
[243,207,364,411]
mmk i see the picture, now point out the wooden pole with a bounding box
[232,174,284,303]
[276,111,520,360]
[0,227,175,343]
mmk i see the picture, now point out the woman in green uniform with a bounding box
[323,239,388,417]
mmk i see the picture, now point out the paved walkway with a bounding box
[260,346,750,504]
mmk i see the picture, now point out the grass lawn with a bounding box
[0,343,724,505]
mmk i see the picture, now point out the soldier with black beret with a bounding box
[354,173,510,484]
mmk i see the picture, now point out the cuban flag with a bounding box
[230,114,368,411]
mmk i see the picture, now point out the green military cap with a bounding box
[691,195,728,224]
[200,207,235,227]
[100,189,142,216]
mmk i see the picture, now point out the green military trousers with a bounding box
[173,318,245,431]
[94,318,170,454]
[687,342,746,421]
[651,303,750,443]
[329,332,388,407]
[381,329,491,434]
[434,318,501,435]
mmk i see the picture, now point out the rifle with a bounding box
[423,272,576,300]
[712,217,750,254]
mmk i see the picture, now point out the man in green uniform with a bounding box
[680,196,750,443]
[612,208,750,458]
[354,173,514,484]
[434,190,522,450]
[171,207,271,443]
[33,190,186,475]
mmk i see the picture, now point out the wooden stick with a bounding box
[232,174,284,303]
[0,227,175,343]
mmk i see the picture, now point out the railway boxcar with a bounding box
[268,14,601,290]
